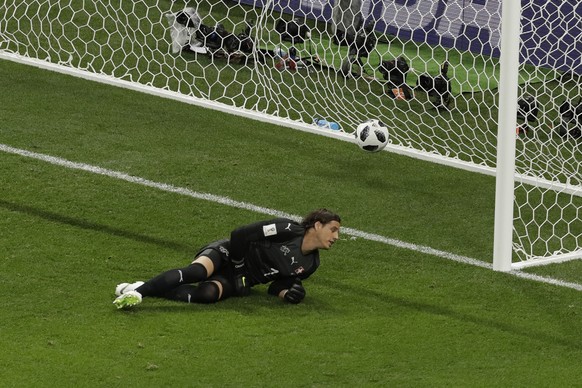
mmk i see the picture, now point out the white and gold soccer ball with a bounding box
[355,119,389,152]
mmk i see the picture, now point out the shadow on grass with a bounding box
[317,278,582,351]
[0,199,193,253]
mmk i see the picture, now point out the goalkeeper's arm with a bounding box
[268,278,306,304]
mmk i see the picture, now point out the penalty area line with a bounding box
[1,143,581,292]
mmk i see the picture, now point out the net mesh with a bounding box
[1,0,581,266]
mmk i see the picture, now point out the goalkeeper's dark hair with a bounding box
[301,208,341,229]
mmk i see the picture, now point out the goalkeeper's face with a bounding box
[314,220,341,250]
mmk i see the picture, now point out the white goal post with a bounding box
[492,0,520,272]
[1,0,580,270]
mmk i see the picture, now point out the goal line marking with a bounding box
[2,143,581,292]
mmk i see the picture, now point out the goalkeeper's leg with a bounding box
[162,275,233,304]
[133,249,224,298]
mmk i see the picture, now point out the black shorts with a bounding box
[195,247,229,268]
[195,244,235,298]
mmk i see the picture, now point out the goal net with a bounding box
[0,0,580,270]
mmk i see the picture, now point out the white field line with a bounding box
[2,143,582,292]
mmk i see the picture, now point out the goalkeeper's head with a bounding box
[301,208,341,229]
[301,209,341,250]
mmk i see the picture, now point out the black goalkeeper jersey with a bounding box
[203,218,320,286]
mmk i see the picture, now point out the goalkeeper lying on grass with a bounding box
[113,208,341,308]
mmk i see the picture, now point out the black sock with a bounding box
[136,262,208,297]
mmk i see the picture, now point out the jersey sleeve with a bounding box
[229,218,301,263]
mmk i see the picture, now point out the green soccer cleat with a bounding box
[113,290,142,309]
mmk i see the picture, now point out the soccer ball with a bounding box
[355,119,389,152]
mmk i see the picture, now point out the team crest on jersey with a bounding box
[280,245,290,256]
[295,266,305,274]
[263,223,277,237]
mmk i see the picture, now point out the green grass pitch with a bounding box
[1,59,582,386]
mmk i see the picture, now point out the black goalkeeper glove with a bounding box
[234,274,251,296]
[284,279,306,304]
[232,259,251,297]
